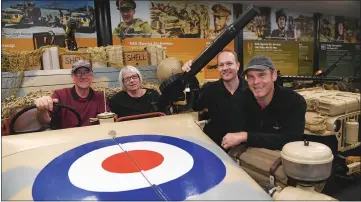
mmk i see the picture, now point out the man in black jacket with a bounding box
[182,50,245,149]
[221,55,306,150]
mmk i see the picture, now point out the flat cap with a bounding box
[241,55,275,77]
[117,0,136,9]
[212,4,231,17]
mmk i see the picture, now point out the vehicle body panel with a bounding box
[2,114,272,201]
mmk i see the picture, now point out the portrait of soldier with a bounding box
[199,4,210,38]
[208,4,231,38]
[320,18,333,42]
[190,9,200,32]
[270,9,294,40]
[113,0,153,39]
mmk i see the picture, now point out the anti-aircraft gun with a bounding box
[277,51,358,92]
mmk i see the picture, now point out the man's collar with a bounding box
[220,75,242,88]
[71,86,94,101]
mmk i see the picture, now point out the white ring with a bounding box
[68,141,194,192]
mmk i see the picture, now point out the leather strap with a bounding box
[269,157,282,186]
[235,145,248,159]
[228,144,248,165]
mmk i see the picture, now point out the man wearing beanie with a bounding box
[221,55,306,150]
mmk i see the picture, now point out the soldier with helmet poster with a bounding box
[113,0,154,39]
[111,1,233,39]
[207,4,232,39]
[268,8,314,41]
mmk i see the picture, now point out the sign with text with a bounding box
[123,51,149,66]
[244,40,299,76]
[319,42,358,77]
[60,54,91,69]
[298,42,314,76]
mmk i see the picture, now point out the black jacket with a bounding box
[109,88,162,118]
[241,84,307,150]
[193,79,245,147]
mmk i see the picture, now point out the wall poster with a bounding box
[243,6,315,76]
[110,0,235,82]
[319,14,360,78]
[1,0,97,51]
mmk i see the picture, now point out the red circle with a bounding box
[101,150,164,173]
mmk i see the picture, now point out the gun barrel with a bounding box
[281,75,344,82]
[321,51,348,77]
[183,5,260,79]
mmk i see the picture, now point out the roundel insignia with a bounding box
[32,135,226,201]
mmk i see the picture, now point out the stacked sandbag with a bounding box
[106,45,124,68]
[146,45,167,66]
[305,112,327,134]
[296,88,360,141]
[297,88,360,116]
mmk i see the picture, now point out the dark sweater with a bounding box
[51,86,108,129]
[241,84,307,150]
[109,88,160,118]
[193,79,245,147]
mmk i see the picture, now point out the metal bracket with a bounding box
[346,162,360,175]
[269,175,275,186]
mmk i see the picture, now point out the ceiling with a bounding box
[234,1,360,18]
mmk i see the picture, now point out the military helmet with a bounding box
[211,4,231,17]
[116,0,136,9]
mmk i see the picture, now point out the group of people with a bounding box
[34,60,161,129]
[34,50,306,152]
[182,50,306,151]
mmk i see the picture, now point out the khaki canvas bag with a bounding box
[228,144,288,188]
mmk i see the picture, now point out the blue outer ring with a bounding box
[32,135,226,201]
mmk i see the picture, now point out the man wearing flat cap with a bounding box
[113,0,153,38]
[34,60,109,130]
[208,4,231,38]
[221,55,306,151]
[270,9,294,40]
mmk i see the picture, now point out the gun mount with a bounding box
[156,5,259,107]
[276,51,357,91]
[277,71,344,88]
[315,51,349,77]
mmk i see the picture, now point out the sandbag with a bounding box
[305,112,327,134]
[318,95,360,116]
[228,144,288,188]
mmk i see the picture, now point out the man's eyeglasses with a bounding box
[123,74,139,82]
[74,70,91,77]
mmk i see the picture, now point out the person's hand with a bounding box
[221,132,248,149]
[181,60,192,72]
[34,96,59,112]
